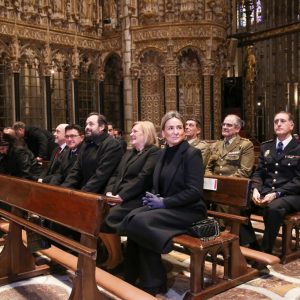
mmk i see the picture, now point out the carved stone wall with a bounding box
[0,0,229,138]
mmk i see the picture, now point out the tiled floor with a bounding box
[0,254,300,300]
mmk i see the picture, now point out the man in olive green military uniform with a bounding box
[205,114,254,234]
[185,118,210,167]
[205,114,254,177]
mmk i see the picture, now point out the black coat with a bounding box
[61,132,123,193]
[103,145,160,232]
[121,140,207,254]
[24,126,56,160]
[0,146,43,180]
[252,138,300,210]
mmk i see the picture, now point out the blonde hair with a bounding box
[132,121,158,147]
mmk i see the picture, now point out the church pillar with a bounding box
[202,61,216,139]
[164,59,178,112]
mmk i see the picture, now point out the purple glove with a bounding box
[142,192,165,209]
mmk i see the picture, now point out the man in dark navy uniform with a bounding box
[249,111,300,253]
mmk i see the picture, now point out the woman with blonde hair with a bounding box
[100,121,160,270]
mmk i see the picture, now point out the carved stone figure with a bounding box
[103,0,116,19]
[10,36,20,60]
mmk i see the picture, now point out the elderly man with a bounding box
[205,114,254,177]
[61,112,123,193]
[205,114,254,237]
[39,123,69,183]
[247,111,300,254]
[185,118,210,166]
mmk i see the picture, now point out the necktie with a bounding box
[276,142,283,155]
[224,140,229,149]
[54,147,62,159]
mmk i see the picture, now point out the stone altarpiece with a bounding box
[0,0,230,140]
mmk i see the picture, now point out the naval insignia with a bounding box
[264,150,270,157]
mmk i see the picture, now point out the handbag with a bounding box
[188,218,220,241]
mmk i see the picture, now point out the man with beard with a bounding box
[61,113,123,193]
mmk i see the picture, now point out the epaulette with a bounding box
[261,139,274,145]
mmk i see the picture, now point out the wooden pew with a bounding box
[251,212,300,264]
[0,174,155,300]
[172,175,280,300]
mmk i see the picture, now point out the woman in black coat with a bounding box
[100,121,160,268]
[119,111,207,295]
[102,121,160,230]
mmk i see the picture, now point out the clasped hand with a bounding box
[142,192,165,209]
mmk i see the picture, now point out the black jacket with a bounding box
[25,126,56,160]
[62,132,123,193]
[0,146,43,180]
[252,138,300,198]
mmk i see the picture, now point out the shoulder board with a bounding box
[240,137,251,141]
[261,139,274,145]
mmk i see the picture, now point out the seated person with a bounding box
[243,111,300,254]
[44,124,84,186]
[101,121,160,267]
[0,132,42,180]
[114,111,206,296]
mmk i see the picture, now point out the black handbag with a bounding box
[188,218,220,241]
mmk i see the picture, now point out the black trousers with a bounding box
[241,196,297,253]
[124,238,166,288]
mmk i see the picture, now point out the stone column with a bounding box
[122,1,135,135]
[164,40,178,112]
[202,60,216,139]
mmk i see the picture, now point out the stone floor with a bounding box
[0,252,300,300]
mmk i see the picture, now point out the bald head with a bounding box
[54,123,69,146]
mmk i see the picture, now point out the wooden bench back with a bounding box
[0,174,105,237]
[204,174,251,209]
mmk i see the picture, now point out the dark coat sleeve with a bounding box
[112,147,160,202]
[81,138,123,193]
[27,127,49,159]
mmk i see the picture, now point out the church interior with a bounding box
[0,0,300,299]
[0,0,298,140]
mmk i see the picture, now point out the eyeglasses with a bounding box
[221,123,235,128]
[65,134,80,139]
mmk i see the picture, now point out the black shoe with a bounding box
[141,283,167,296]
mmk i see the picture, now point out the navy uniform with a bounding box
[248,138,300,252]
[205,134,254,178]
[188,138,210,167]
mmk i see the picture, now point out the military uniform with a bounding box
[246,138,300,252]
[205,134,254,178]
[188,138,210,167]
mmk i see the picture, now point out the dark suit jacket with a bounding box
[252,138,300,199]
[62,132,123,194]
[121,141,207,253]
[41,145,68,183]
[25,126,55,160]
[44,144,82,186]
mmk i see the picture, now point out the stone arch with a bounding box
[138,49,166,126]
[103,52,124,130]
